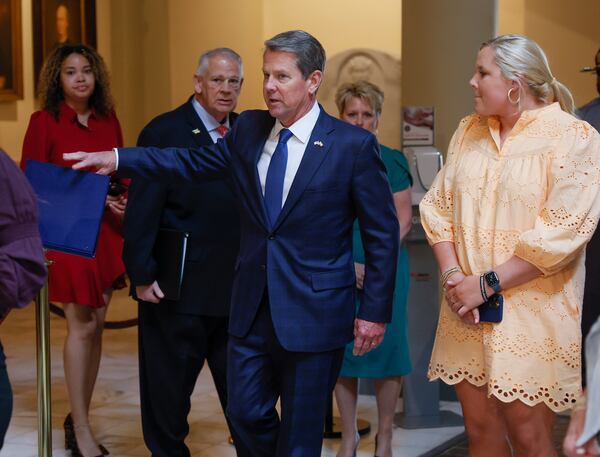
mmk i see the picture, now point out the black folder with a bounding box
[24,160,109,258]
[154,228,189,301]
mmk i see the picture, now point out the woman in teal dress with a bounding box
[334,81,413,457]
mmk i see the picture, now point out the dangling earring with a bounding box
[507,87,520,105]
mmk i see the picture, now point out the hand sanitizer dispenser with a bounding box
[404,146,443,206]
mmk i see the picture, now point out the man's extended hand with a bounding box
[63,150,117,174]
[136,281,165,304]
[352,318,385,356]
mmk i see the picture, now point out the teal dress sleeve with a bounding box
[379,144,412,193]
[352,145,412,264]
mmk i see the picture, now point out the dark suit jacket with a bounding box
[122,97,240,316]
[119,107,399,352]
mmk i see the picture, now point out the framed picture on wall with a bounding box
[0,0,23,101]
[32,0,96,90]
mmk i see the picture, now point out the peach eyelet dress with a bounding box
[419,103,600,412]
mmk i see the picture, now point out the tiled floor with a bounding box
[0,290,465,457]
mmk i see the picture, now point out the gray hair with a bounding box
[481,34,575,114]
[264,30,326,79]
[195,48,243,79]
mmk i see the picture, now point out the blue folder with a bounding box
[24,160,109,258]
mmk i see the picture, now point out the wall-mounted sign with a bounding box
[402,106,434,146]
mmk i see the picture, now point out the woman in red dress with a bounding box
[21,44,126,457]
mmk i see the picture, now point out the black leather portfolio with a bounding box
[154,228,189,301]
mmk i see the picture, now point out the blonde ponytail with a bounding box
[549,78,575,115]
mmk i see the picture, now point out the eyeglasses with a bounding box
[207,77,242,90]
[581,66,600,77]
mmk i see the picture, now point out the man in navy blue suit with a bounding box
[66,30,399,457]
[122,48,243,456]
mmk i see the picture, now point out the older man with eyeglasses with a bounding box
[122,48,246,457]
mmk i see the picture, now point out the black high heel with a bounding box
[64,413,109,456]
[64,413,75,450]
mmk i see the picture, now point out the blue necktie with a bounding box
[264,128,293,227]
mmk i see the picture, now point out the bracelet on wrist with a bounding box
[441,266,462,287]
[479,274,490,302]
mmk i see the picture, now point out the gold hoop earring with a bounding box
[507,87,520,105]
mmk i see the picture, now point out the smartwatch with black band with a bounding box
[484,271,502,295]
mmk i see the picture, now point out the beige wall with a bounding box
[103,0,171,145]
[402,0,497,155]
[165,0,402,117]
[166,1,266,116]
[98,0,402,144]
[2,0,598,163]
[498,0,600,107]
[262,0,402,63]
[0,0,402,161]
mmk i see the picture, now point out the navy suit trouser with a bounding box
[227,298,344,457]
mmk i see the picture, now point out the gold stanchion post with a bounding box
[35,258,52,457]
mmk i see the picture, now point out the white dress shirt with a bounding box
[257,102,320,206]
[191,97,231,143]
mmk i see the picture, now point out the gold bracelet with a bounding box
[441,266,462,286]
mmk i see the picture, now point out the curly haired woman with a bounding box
[21,44,126,457]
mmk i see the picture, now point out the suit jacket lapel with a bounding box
[272,110,334,231]
[182,96,213,147]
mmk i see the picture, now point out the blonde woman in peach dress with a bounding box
[420,34,600,457]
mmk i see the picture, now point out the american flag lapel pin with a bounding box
[313,140,324,147]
